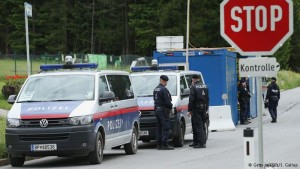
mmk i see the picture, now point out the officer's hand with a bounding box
[188,112,192,117]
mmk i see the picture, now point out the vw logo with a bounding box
[40,119,48,128]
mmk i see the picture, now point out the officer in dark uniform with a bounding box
[188,74,209,148]
[153,75,174,150]
[265,77,280,123]
[238,79,251,125]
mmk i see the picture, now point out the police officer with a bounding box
[188,74,209,148]
[265,77,280,123]
[153,75,174,150]
[238,79,251,125]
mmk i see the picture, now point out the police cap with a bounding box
[160,75,169,81]
[271,77,277,81]
[192,74,200,79]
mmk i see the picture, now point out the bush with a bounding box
[2,75,27,99]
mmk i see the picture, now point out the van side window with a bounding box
[99,76,109,98]
[185,74,203,87]
[180,76,188,94]
[107,75,134,100]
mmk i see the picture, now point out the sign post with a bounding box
[24,2,32,76]
[220,0,293,168]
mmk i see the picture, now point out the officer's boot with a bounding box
[157,143,162,150]
[162,142,174,150]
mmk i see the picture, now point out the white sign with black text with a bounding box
[239,57,280,77]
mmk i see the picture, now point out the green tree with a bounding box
[273,38,292,70]
[129,0,160,56]
[289,0,300,72]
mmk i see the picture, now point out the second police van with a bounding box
[5,58,140,167]
[131,66,209,147]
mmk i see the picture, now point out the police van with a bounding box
[5,59,140,167]
[130,66,209,147]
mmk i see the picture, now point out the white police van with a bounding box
[130,66,209,147]
[5,59,139,167]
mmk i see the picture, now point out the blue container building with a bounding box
[153,48,240,125]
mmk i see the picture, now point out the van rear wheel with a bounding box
[124,127,138,154]
[9,154,25,167]
[88,131,104,164]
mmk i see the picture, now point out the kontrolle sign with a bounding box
[239,57,280,77]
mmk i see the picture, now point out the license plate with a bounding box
[140,130,149,136]
[31,144,57,151]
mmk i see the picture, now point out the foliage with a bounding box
[3,75,27,95]
[0,81,12,110]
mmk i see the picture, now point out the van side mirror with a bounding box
[99,91,115,103]
[181,88,190,96]
[7,95,17,104]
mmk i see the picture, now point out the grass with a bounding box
[0,117,7,159]
[0,58,46,75]
[277,70,300,90]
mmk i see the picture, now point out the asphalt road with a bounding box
[1,88,300,169]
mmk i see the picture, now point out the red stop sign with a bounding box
[220,0,293,55]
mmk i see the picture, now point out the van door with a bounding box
[106,74,137,146]
[179,75,192,134]
[97,75,116,148]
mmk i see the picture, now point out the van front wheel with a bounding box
[9,154,25,167]
[88,131,104,164]
[173,121,184,147]
[124,127,138,154]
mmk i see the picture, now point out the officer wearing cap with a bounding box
[153,75,174,150]
[265,77,280,123]
[188,74,209,148]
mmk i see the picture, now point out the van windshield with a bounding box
[18,75,95,102]
[131,75,177,97]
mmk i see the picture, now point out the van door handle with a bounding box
[114,105,118,107]
[110,105,114,108]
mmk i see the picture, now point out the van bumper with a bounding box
[5,125,96,157]
[139,116,178,141]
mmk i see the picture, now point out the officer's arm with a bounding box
[188,86,196,112]
[206,88,209,110]
[162,89,173,109]
[278,86,280,99]
[265,85,271,100]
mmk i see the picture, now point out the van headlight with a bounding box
[69,115,93,126]
[7,118,20,128]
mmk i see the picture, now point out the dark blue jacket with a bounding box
[153,83,173,109]
[266,82,280,101]
[188,81,209,112]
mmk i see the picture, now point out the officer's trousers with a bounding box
[239,98,247,124]
[191,109,206,145]
[268,100,278,120]
[155,109,170,144]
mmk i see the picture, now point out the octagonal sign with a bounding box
[220,0,293,56]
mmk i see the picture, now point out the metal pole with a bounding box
[185,0,190,71]
[256,55,263,168]
[25,10,31,76]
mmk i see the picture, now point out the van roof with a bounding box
[31,69,130,78]
[130,70,202,76]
